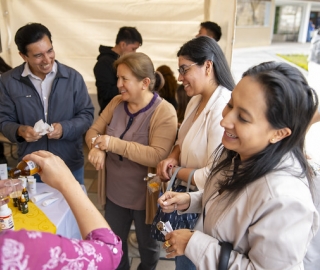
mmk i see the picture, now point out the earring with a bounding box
[271,138,275,143]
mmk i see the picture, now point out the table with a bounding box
[28,182,87,239]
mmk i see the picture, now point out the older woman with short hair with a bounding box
[86,52,177,270]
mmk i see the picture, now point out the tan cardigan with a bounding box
[85,95,177,223]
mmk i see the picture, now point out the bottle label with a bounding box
[0,214,14,230]
[25,160,39,175]
[21,203,28,214]
[23,191,29,202]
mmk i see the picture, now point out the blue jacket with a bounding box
[0,61,94,171]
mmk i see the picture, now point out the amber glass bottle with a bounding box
[20,194,28,214]
[8,160,40,178]
[22,187,29,202]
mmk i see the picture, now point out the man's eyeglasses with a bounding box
[177,63,198,76]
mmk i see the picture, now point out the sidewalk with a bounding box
[231,42,310,83]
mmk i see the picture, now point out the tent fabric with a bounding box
[1,0,204,92]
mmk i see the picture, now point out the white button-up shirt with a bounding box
[21,62,57,121]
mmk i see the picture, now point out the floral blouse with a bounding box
[0,228,122,269]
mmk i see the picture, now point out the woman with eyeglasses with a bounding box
[159,61,319,270]
[85,52,177,270]
[156,36,235,270]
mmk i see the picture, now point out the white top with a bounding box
[184,153,319,269]
[21,62,57,121]
[176,85,231,190]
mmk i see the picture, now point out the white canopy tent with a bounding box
[0,0,236,89]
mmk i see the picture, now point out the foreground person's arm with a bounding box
[0,150,122,270]
[24,150,110,237]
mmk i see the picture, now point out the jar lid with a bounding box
[0,204,8,210]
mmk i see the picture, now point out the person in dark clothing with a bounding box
[93,27,143,114]
[0,57,12,74]
[196,21,222,42]
[0,56,12,164]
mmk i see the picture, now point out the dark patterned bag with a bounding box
[151,167,199,242]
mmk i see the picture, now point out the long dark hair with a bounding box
[208,61,318,197]
[177,36,235,91]
[176,84,191,123]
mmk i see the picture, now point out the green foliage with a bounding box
[276,54,308,71]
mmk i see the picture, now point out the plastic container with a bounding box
[0,203,14,231]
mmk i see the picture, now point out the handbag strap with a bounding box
[166,167,182,191]
[186,169,197,192]
[166,168,197,192]
[218,242,233,270]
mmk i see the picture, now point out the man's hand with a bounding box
[18,125,42,142]
[47,123,63,139]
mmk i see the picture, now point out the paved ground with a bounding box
[231,42,310,83]
[3,41,319,270]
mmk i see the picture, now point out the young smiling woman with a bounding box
[156,36,235,270]
[158,61,319,270]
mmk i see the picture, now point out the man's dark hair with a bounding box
[15,23,52,55]
[200,21,222,41]
[115,27,143,45]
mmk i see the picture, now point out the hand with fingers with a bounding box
[92,135,111,152]
[163,229,194,258]
[158,191,191,213]
[88,148,106,170]
[17,125,42,142]
[23,150,75,191]
[156,157,179,181]
[47,123,63,139]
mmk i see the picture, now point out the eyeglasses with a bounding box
[177,63,198,76]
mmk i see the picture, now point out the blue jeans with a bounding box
[34,166,84,185]
[175,255,196,270]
